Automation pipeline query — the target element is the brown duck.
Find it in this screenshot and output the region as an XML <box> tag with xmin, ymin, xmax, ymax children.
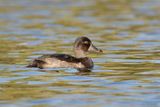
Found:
<box><xmin>27</xmin><ymin>36</ymin><xmax>102</xmax><ymax>69</ymax></box>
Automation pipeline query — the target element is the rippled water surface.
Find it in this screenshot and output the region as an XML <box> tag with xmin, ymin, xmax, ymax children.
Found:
<box><xmin>0</xmin><ymin>0</ymin><xmax>160</xmax><ymax>107</ymax></box>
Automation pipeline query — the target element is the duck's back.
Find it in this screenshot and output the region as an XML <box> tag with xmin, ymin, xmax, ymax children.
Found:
<box><xmin>40</xmin><ymin>54</ymin><xmax>80</xmax><ymax>63</ymax></box>
<box><xmin>27</xmin><ymin>54</ymin><xmax>90</xmax><ymax>69</ymax></box>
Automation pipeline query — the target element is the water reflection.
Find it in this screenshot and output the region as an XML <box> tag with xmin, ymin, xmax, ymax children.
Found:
<box><xmin>0</xmin><ymin>0</ymin><xmax>160</xmax><ymax>107</ymax></box>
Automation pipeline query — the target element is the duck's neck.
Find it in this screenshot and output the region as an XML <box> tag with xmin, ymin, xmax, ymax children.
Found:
<box><xmin>74</xmin><ymin>49</ymin><xmax>87</xmax><ymax>58</ymax></box>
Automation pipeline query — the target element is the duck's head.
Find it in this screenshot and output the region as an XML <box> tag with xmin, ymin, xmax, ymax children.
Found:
<box><xmin>74</xmin><ymin>36</ymin><xmax>102</xmax><ymax>57</ymax></box>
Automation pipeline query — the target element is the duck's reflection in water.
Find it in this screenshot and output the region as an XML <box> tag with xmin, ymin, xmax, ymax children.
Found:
<box><xmin>38</xmin><ymin>68</ymin><xmax>92</xmax><ymax>75</ymax></box>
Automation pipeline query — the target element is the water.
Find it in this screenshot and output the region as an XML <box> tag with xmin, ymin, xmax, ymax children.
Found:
<box><xmin>0</xmin><ymin>0</ymin><xmax>160</xmax><ymax>107</ymax></box>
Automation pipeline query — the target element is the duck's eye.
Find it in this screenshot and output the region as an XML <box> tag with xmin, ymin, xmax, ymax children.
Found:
<box><xmin>83</xmin><ymin>41</ymin><xmax>89</xmax><ymax>44</ymax></box>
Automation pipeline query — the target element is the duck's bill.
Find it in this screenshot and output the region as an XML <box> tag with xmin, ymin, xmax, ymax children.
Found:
<box><xmin>88</xmin><ymin>44</ymin><xmax>103</xmax><ymax>53</ymax></box>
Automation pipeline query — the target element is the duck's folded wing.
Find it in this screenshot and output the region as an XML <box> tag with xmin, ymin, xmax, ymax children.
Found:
<box><xmin>27</xmin><ymin>54</ymin><xmax>81</xmax><ymax>69</ymax></box>
<box><xmin>38</xmin><ymin>54</ymin><xmax>81</xmax><ymax>63</ymax></box>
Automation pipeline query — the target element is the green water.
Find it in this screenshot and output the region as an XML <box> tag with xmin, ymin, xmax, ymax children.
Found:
<box><xmin>0</xmin><ymin>0</ymin><xmax>160</xmax><ymax>107</ymax></box>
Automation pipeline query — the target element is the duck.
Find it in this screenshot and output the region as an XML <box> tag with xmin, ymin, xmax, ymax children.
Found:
<box><xmin>26</xmin><ymin>36</ymin><xmax>102</xmax><ymax>70</ymax></box>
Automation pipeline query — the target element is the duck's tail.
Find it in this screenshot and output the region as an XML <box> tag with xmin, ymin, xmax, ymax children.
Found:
<box><xmin>26</xmin><ymin>59</ymin><xmax>45</xmax><ymax>69</ymax></box>
<box><xmin>26</xmin><ymin>59</ymin><xmax>38</xmax><ymax>68</ymax></box>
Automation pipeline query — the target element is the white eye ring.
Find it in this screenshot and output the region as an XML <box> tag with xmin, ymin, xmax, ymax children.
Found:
<box><xmin>84</xmin><ymin>41</ymin><xmax>89</xmax><ymax>44</ymax></box>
